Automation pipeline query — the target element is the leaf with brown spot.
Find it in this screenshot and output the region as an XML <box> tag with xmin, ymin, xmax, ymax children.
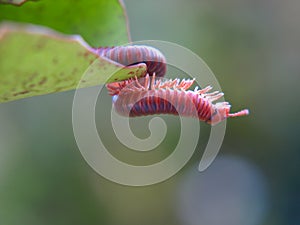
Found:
<box><xmin>0</xmin><ymin>23</ymin><xmax>147</xmax><ymax>103</ymax></box>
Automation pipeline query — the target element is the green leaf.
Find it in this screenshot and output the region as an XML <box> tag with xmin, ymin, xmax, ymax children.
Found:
<box><xmin>0</xmin><ymin>0</ymin><xmax>130</xmax><ymax>46</ymax></box>
<box><xmin>0</xmin><ymin>23</ymin><xmax>147</xmax><ymax>103</ymax></box>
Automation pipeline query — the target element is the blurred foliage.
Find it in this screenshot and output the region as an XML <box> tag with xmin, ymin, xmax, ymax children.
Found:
<box><xmin>0</xmin><ymin>0</ymin><xmax>299</xmax><ymax>225</ymax></box>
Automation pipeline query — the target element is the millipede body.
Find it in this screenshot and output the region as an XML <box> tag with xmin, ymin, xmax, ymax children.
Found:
<box><xmin>100</xmin><ymin>45</ymin><xmax>249</xmax><ymax>125</ymax></box>
<box><xmin>108</xmin><ymin>74</ymin><xmax>249</xmax><ymax>125</ymax></box>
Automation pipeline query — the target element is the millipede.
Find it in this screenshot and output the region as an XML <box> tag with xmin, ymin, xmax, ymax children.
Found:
<box><xmin>99</xmin><ymin>45</ymin><xmax>249</xmax><ymax>125</ymax></box>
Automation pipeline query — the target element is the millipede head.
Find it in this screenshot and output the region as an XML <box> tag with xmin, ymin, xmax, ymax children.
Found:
<box><xmin>207</xmin><ymin>103</ymin><xmax>250</xmax><ymax>125</ymax></box>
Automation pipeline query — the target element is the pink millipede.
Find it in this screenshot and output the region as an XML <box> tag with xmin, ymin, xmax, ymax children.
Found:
<box><xmin>108</xmin><ymin>74</ymin><xmax>249</xmax><ymax>125</ymax></box>
<box><xmin>100</xmin><ymin>45</ymin><xmax>249</xmax><ymax>125</ymax></box>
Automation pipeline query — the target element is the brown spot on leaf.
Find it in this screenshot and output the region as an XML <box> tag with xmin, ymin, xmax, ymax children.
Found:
<box><xmin>13</xmin><ymin>90</ymin><xmax>29</xmax><ymax>96</ymax></box>
<box><xmin>52</xmin><ymin>58</ymin><xmax>59</xmax><ymax>64</ymax></box>
<box><xmin>77</xmin><ymin>51</ymin><xmax>84</xmax><ymax>57</ymax></box>
<box><xmin>78</xmin><ymin>50</ymin><xmax>92</xmax><ymax>58</ymax></box>
<box><xmin>35</xmin><ymin>39</ymin><xmax>47</xmax><ymax>50</ymax></box>
<box><xmin>38</xmin><ymin>77</ymin><xmax>47</xmax><ymax>85</ymax></box>
<box><xmin>84</xmin><ymin>51</ymin><xmax>90</xmax><ymax>57</ymax></box>
<box><xmin>72</xmin><ymin>68</ymin><xmax>78</xmax><ymax>74</ymax></box>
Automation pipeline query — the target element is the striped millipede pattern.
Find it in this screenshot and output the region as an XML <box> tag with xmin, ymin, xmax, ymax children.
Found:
<box><xmin>99</xmin><ymin>45</ymin><xmax>249</xmax><ymax>125</ymax></box>
<box><xmin>97</xmin><ymin>45</ymin><xmax>166</xmax><ymax>77</ymax></box>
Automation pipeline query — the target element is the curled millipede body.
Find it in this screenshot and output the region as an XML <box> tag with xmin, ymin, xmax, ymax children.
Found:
<box><xmin>97</xmin><ymin>45</ymin><xmax>167</xmax><ymax>77</ymax></box>
<box><xmin>108</xmin><ymin>74</ymin><xmax>249</xmax><ymax>125</ymax></box>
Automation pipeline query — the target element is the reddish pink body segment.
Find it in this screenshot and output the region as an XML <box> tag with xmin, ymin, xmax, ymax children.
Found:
<box><xmin>108</xmin><ymin>75</ymin><xmax>249</xmax><ymax>125</ymax></box>
<box><xmin>97</xmin><ymin>45</ymin><xmax>167</xmax><ymax>78</ymax></box>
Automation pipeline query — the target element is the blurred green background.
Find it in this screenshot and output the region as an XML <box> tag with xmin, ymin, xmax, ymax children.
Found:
<box><xmin>0</xmin><ymin>0</ymin><xmax>299</xmax><ymax>225</ymax></box>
